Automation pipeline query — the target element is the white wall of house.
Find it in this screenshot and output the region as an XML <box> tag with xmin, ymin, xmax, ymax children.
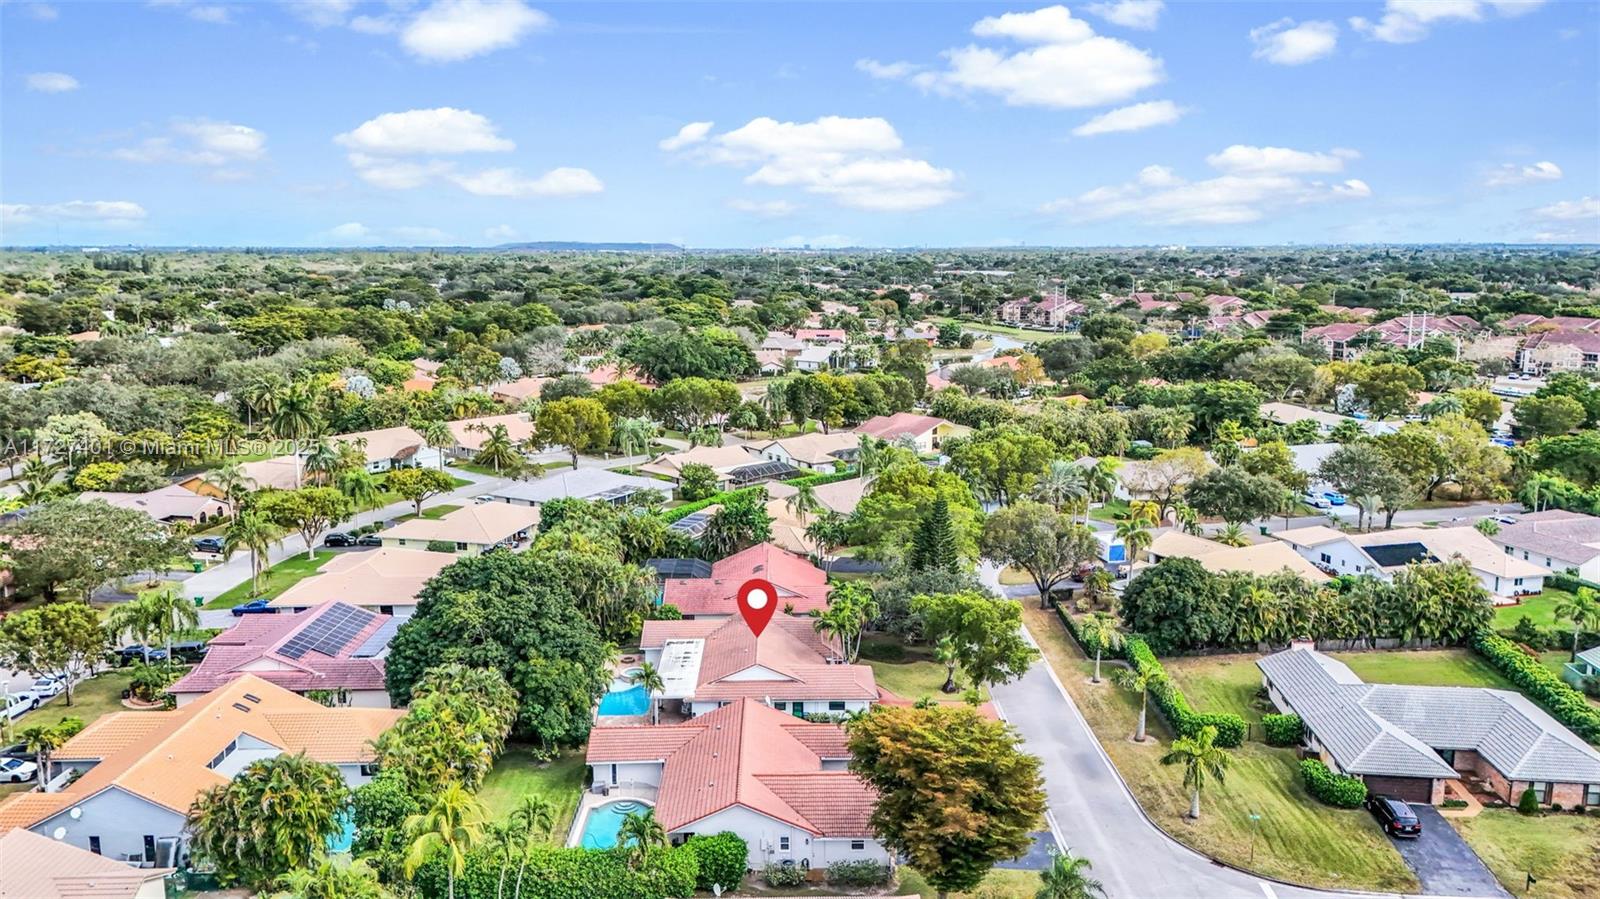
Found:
<box><xmin>1494</xmin><ymin>542</ymin><xmax>1600</xmax><ymax>582</ymax></box>
<box><xmin>685</xmin><ymin>698</ymin><xmax>870</xmax><ymax>717</ymax></box>
<box><xmin>676</xmin><ymin>806</ymin><xmax>889</xmax><ymax>871</ymax></box>
<box><xmin>29</xmin><ymin>787</ymin><xmax>187</xmax><ymax>863</ymax></box>
<box><xmin>1283</xmin><ymin>539</ymin><xmax>1373</xmax><ymax>576</ymax></box>
<box><xmin>589</xmin><ymin>760</ymin><xmax>663</xmax><ymax>790</ymax></box>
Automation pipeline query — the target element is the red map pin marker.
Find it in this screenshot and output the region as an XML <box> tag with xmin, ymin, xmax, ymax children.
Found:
<box><xmin>737</xmin><ymin>577</ymin><xmax>778</xmax><ymax>637</ymax></box>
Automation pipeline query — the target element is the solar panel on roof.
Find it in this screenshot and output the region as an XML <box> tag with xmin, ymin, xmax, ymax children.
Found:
<box><xmin>1365</xmin><ymin>542</ymin><xmax>1435</xmax><ymax>568</ymax></box>
<box><xmin>353</xmin><ymin>618</ymin><xmax>400</xmax><ymax>658</ymax></box>
<box><xmin>279</xmin><ymin>603</ymin><xmax>376</xmax><ymax>660</ymax></box>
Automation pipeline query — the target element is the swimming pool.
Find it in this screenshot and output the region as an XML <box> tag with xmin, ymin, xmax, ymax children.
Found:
<box><xmin>597</xmin><ymin>683</ymin><xmax>650</xmax><ymax>716</ymax></box>
<box><xmin>579</xmin><ymin>799</ymin><xmax>651</xmax><ymax>849</ymax></box>
<box><xmin>326</xmin><ymin>808</ymin><xmax>355</xmax><ymax>854</ymax></box>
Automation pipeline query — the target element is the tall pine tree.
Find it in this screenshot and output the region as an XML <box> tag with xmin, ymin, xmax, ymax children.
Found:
<box><xmin>910</xmin><ymin>497</ymin><xmax>961</xmax><ymax>572</ymax></box>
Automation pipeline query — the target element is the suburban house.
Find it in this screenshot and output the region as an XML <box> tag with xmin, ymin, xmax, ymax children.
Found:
<box><xmin>794</xmin><ymin>346</ymin><xmax>834</xmax><ymax>371</ymax></box>
<box><xmin>795</xmin><ymin>328</ymin><xmax>846</xmax><ymax>344</ymax></box>
<box><xmin>765</xmin><ymin>477</ymin><xmax>867</xmax><ymax>555</ymax></box>
<box><xmin>634</xmin><ymin>614</ymin><xmax>878</xmax><ymax>718</ymax></box>
<box><xmin>640</xmin><ymin>446</ymin><xmax>798</xmax><ymax>490</ymax></box>
<box><xmin>751</xmin><ymin>432</ymin><xmax>860</xmax><ymax>471</ymax></box>
<box><xmin>1143</xmin><ymin>531</ymin><xmax>1331</xmax><ymax>581</ymax></box>
<box><xmin>853</xmin><ymin>412</ymin><xmax>965</xmax><ymax>454</ymax></box>
<box><xmin>169</xmin><ymin>601</ymin><xmax>394</xmax><ymax>707</ymax></box>
<box><xmin>1489</xmin><ymin>510</ymin><xmax>1600</xmax><ymax>582</ymax></box>
<box><xmin>1564</xmin><ymin>644</ymin><xmax>1600</xmax><ymax>691</ymax></box>
<box><xmin>446</xmin><ymin>413</ymin><xmax>536</xmax><ymax>456</ymax></box>
<box><xmin>78</xmin><ymin>485</ymin><xmax>230</xmax><ymax>525</ymax></box>
<box><xmin>662</xmin><ymin>542</ymin><xmax>831</xmax><ymax>618</ymax></box>
<box><xmin>0</xmin><ymin>829</ymin><xmax>170</xmax><ymax>898</ymax></box>
<box><xmin>490</xmin><ymin>376</ymin><xmax>549</xmax><ymax>404</ymax></box>
<box><xmin>178</xmin><ymin>425</ymin><xmax>439</xmax><ymax>494</ymax></box>
<box><xmin>1304</xmin><ymin>323</ymin><xmax>1371</xmax><ymax>361</ymax></box>
<box><xmin>0</xmin><ymin>676</ymin><xmax>400</xmax><ymax>865</ymax></box>
<box><xmin>1259</xmin><ymin>402</ymin><xmax>1397</xmax><ymax>437</ymax></box>
<box><xmin>584</xmin><ymin>699</ymin><xmax>887</xmax><ymax>871</ymax></box>
<box><xmin>269</xmin><ymin>547</ymin><xmax>453</xmax><ymax>618</ymax></box>
<box><xmin>1516</xmin><ymin>328</ymin><xmax>1600</xmax><ymax>374</ymax></box>
<box><xmin>377</xmin><ymin>502</ymin><xmax>540</xmax><ymax>555</ymax></box>
<box><xmin>999</xmin><ymin>295</ymin><xmax>1084</xmax><ymax>329</ymax></box>
<box><xmin>1258</xmin><ymin>645</ymin><xmax>1600</xmax><ymax>807</ymax></box>
<box><xmin>480</xmin><ymin>468</ymin><xmax>665</xmax><ymax>508</ymax></box>
<box><xmin>1273</xmin><ymin>525</ymin><xmax>1546</xmax><ymax>602</ymax></box>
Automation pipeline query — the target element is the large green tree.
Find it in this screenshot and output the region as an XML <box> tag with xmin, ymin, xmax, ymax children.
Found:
<box><xmin>3</xmin><ymin>499</ymin><xmax>187</xmax><ymax>601</ymax></box>
<box><xmin>386</xmin><ymin>467</ymin><xmax>458</xmax><ymax>517</ymax></box>
<box><xmin>913</xmin><ymin>591</ymin><xmax>1038</xmax><ymax>689</ymax></box>
<box><xmin>373</xmin><ymin>664</ymin><xmax>518</xmax><ymax>796</ymax></box>
<box><xmin>536</xmin><ymin>397</ymin><xmax>613</xmax><ymax>466</ymax></box>
<box><xmin>188</xmin><ymin>753</ymin><xmax>350</xmax><ymax>890</ymax></box>
<box><xmin>981</xmin><ymin>501</ymin><xmax>1101</xmax><ymax>609</ymax></box>
<box><xmin>255</xmin><ymin>487</ymin><xmax>354</xmax><ymax>560</ymax></box>
<box><xmin>946</xmin><ymin>427</ymin><xmax>1053</xmax><ymax>505</ymax></box>
<box><xmin>0</xmin><ymin>603</ymin><xmax>104</xmax><ymax>705</ymax></box>
<box><xmin>1182</xmin><ymin>466</ymin><xmax>1288</xmax><ymax>526</ymax></box>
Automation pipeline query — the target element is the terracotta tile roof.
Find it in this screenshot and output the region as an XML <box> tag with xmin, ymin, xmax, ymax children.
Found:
<box><xmin>0</xmin><ymin>829</ymin><xmax>171</xmax><ymax>899</ymax></box>
<box><xmin>1306</xmin><ymin>322</ymin><xmax>1368</xmax><ymax>341</ymax></box>
<box><xmin>9</xmin><ymin>676</ymin><xmax>402</xmax><ymax>828</ymax></box>
<box><xmin>491</xmin><ymin>377</ymin><xmax>550</xmax><ymax>401</ymax></box>
<box><xmin>378</xmin><ymin>502</ymin><xmax>539</xmax><ymax>545</ymax></box>
<box><xmin>641</xmin><ymin>614</ymin><xmax>875</xmax><ymax>703</ymax></box>
<box><xmin>170</xmin><ymin>602</ymin><xmax>392</xmax><ymax>696</ymax></box>
<box><xmin>854</xmin><ymin>412</ymin><xmax>951</xmax><ymax>441</ymax></box>
<box><xmin>585</xmin><ymin>699</ymin><xmax>875</xmax><ymax>835</ymax></box>
<box><xmin>753</xmin><ymin>432</ymin><xmax>860</xmax><ymax>466</ymax></box>
<box><xmin>663</xmin><ymin>543</ymin><xmax>830</xmax><ymax>616</ymax></box>
<box><xmin>271</xmin><ymin>547</ymin><xmax>453</xmax><ymax>609</ymax></box>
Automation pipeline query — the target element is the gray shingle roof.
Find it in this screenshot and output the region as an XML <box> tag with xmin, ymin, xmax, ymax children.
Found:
<box><xmin>1258</xmin><ymin>648</ymin><xmax>1600</xmax><ymax>784</ymax></box>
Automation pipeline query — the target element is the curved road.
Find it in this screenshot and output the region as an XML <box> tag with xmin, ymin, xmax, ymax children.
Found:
<box><xmin>981</xmin><ymin>564</ymin><xmax>1399</xmax><ymax>899</ymax></box>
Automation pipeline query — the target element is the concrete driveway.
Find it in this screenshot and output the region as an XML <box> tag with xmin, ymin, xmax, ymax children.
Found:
<box><xmin>1388</xmin><ymin>806</ymin><xmax>1509</xmax><ymax>898</ymax></box>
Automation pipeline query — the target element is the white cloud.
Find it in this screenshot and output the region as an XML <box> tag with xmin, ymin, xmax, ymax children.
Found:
<box><xmin>344</xmin><ymin>154</ymin><xmax>455</xmax><ymax>189</ymax></box>
<box><xmin>1527</xmin><ymin>196</ymin><xmax>1599</xmax><ymax>242</ymax></box>
<box><xmin>25</xmin><ymin>72</ymin><xmax>79</xmax><ymax>93</ymax></box>
<box><xmin>450</xmin><ymin>166</ymin><xmax>603</xmax><ymax>197</ymax></box>
<box><xmin>400</xmin><ymin>0</ymin><xmax>550</xmax><ymax>62</ymax></box>
<box><xmin>1250</xmin><ymin>19</ymin><xmax>1339</xmax><ymax>64</ymax></box>
<box><xmin>325</xmin><ymin>222</ymin><xmax>371</xmax><ymax>240</ymax></box>
<box><xmin>874</xmin><ymin>5</ymin><xmax>1162</xmax><ymax>109</ymax></box>
<box><xmin>23</xmin><ymin>4</ymin><xmax>59</xmax><ymax>21</ymax></box>
<box><xmin>2</xmin><ymin>200</ymin><xmax>148</xmax><ymax>232</ymax></box>
<box><xmin>1084</xmin><ymin>0</ymin><xmax>1164</xmax><ymax>30</ymax></box>
<box><xmin>1041</xmin><ymin>145</ymin><xmax>1371</xmax><ymax>226</ymax></box>
<box><xmin>109</xmin><ymin>119</ymin><xmax>266</xmax><ymax>167</ymax></box>
<box><xmin>673</xmin><ymin>116</ymin><xmax>959</xmax><ymax>212</ymax></box>
<box><xmin>1532</xmin><ymin>196</ymin><xmax>1599</xmax><ymax>222</ymax></box>
<box><xmin>149</xmin><ymin>1</ymin><xmax>233</xmax><ymax>24</ymax></box>
<box><xmin>1484</xmin><ymin>160</ymin><xmax>1562</xmax><ymax>187</ymax></box>
<box><xmin>335</xmin><ymin>107</ymin><xmax>514</xmax><ymax>155</ymax></box>
<box><xmin>658</xmin><ymin>121</ymin><xmax>713</xmax><ymax>151</ymax></box>
<box><xmin>1071</xmin><ymin>99</ymin><xmax>1184</xmax><ymax>136</ymax></box>
<box><xmin>1351</xmin><ymin>0</ymin><xmax>1545</xmax><ymax>44</ymax></box>
<box><xmin>484</xmin><ymin>224</ymin><xmax>518</xmax><ymax>240</ymax></box>
<box><xmin>1205</xmin><ymin>144</ymin><xmax>1358</xmax><ymax>175</ymax></box>
<box><xmin>727</xmin><ymin>198</ymin><xmax>800</xmax><ymax>218</ymax></box>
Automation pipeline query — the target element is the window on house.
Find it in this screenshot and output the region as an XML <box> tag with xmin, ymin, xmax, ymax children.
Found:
<box><xmin>1585</xmin><ymin>784</ymin><xmax>1598</xmax><ymax>807</ymax></box>
<box><xmin>360</xmin><ymin>763</ymin><xmax>380</xmax><ymax>777</ymax></box>
<box><xmin>1531</xmin><ymin>781</ymin><xmax>1551</xmax><ymax>802</ymax></box>
<box><xmin>828</xmin><ymin>701</ymin><xmax>846</xmax><ymax>711</ymax></box>
<box><xmin>850</xmin><ymin>840</ymin><xmax>865</xmax><ymax>850</ymax></box>
<box><xmin>88</xmin><ymin>836</ymin><xmax>101</xmax><ymax>855</ymax></box>
<box><xmin>1319</xmin><ymin>553</ymin><xmax>1331</xmax><ymax>564</ymax></box>
<box><xmin>773</xmin><ymin>702</ymin><xmax>787</xmax><ymax>711</ymax></box>
<box><xmin>779</xmin><ymin>836</ymin><xmax>790</xmax><ymax>851</ymax></box>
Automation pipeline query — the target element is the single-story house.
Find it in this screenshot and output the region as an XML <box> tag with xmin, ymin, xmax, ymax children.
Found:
<box><xmin>0</xmin><ymin>828</ymin><xmax>171</xmax><ymax>898</ymax></box>
<box><xmin>446</xmin><ymin>413</ymin><xmax>536</xmax><ymax>456</ymax></box>
<box><xmin>1273</xmin><ymin>525</ymin><xmax>1545</xmax><ymax>602</ymax></box>
<box><xmin>170</xmin><ymin>601</ymin><xmax>394</xmax><ymax>707</ymax></box>
<box><xmin>635</xmin><ymin>614</ymin><xmax>877</xmax><ymax>719</ymax></box>
<box><xmin>639</xmin><ymin>446</ymin><xmax>759</xmax><ymax>487</ymax></box>
<box><xmin>853</xmin><ymin>412</ymin><xmax>966</xmax><ymax>454</ymax></box>
<box><xmin>1490</xmin><ymin>510</ymin><xmax>1600</xmax><ymax>582</ymax></box>
<box><xmin>490</xmin><ymin>377</ymin><xmax>550</xmax><ymax>404</ymax></box>
<box><xmin>584</xmin><ymin>699</ymin><xmax>887</xmax><ymax>871</ymax></box>
<box><xmin>78</xmin><ymin>485</ymin><xmax>230</xmax><ymax>525</ymax></box>
<box><xmin>1259</xmin><ymin>402</ymin><xmax>1396</xmax><ymax>437</ymax></box>
<box><xmin>794</xmin><ymin>346</ymin><xmax>834</xmax><ymax>371</ymax></box>
<box><xmin>751</xmin><ymin>432</ymin><xmax>860</xmax><ymax>471</ymax></box>
<box><xmin>0</xmin><ymin>676</ymin><xmax>399</xmax><ymax>865</ymax></box>
<box><xmin>663</xmin><ymin>542</ymin><xmax>830</xmax><ymax>618</ymax></box>
<box><xmin>269</xmin><ymin>547</ymin><xmax>453</xmax><ymax>619</ymax></box>
<box><xmin>1143</xmin><ymin>531</ymin><xmax>1331</xmax><ymax>581</ymax></box>
<box><xmin>479</xmin><ymin>468</ymin><xmax>665</xmax><ymax>508</ymax></box>
<box><xmin>179</xmin><ymin>425</ymin><xmax>440</xmax><ymax>494</ymax></box>
<box><xmin>1259</xmin><ymin>645</ymin><xmax>1600</xmax><ymax>807</ymax></box>
<box><xmin>765</xmin><ymin>478</ymin><xmax>867</xmax><ymax>555</ymax></box>
<box><xmin>377</xmin><ymin>502</ymin><xmax>540</xmax><ymax>555</ymax></box>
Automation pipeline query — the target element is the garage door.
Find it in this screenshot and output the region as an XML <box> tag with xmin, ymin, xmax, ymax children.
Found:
<box><xmin>1363</xmin><ymin>775</ymin><xmax>1434</xmax><ymax>804</ymax></box>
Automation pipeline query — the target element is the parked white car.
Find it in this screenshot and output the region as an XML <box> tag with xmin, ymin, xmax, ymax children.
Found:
<box><xmin>0</xmin><ymin>757</ymin><xmax>37</xmax><ymax>783</ymax></box>
<box><xmin>27</xmin><ymin>676</ymin><xmax>66</xmax><ymax>701</ymax></box>
<box><xmin>1</xmin><ymin>692</ymin><xmax>39</xmax><ymax>721</ymax></box>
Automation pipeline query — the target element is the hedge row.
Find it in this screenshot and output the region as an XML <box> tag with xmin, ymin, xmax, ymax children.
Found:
<box><xmin>1548</xmin><ymin>572</ymin><xmax>1600</xmax><ymax>594</ymax></box>
<box><xmin>1056</xmin><ymin>607</ymin><xmax>1246</xmax><ymax>748</ymax></box>
<box><xmin>1472</xmin><ymin>631</ymin><xmax>1600</xmax><ymax>744</ymax></box>
<box><xmin>660</xmin><ymin>485</ymin><xmax>768</xmax><ymax>524</ymax></box>
<box><xmin>1300</xmin><ymin>759</ymin><xmax>1367</xmax><ymax>808</ymax></box>
<box><xmin>413</xmin><ymin>844</ymin><xmax>697</xmax><ymax>899</ymax></box>
<box><xmin>1262</xmin><ymin>713</ymin><xmax>1304</xmax><ymax>747</ymax></box>
<box><xmin>784</xmin><ymin>466</ymin><xmax>860</xmax><ymax>489</ymax></box>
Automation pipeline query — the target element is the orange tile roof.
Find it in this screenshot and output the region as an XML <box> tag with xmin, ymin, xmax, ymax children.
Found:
<box><xmin>641</xmin><ymin>615</ymin><xmax>877</xmax><ymax>703</ymax></box>
<box><xmin>663</xmin><ymin>543</ymin><xmax>830</xmax><ymax>617</ymax></box>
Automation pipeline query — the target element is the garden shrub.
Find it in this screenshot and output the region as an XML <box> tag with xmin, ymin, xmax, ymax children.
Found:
<box><xmin>683</xmin><ymin>833</ymin><xmax>747</xmax><ymax>891</ymax></box>
<box><xmin>1548</xmin><ymin>572</ymin><xmax>1600</xmax><ymax>594</ymax></box>
<box><xmin>827</xmin><ymin>860</ymin><xmax>892</xmax><ymax>886</ymax></box>
<box><xmin>1262</xmin><ymin>713</ymin><xmax>1304</xmax><ymax>747</ymax></box>
<box><xmin>1300</xmin><ymin>759</ymin><xmax>1367</xmax><ymax>808</ymax></box>
<box><xmin>660</xmin><ymin>486</ymin><xmax>767</xmax><ymax>524</ymax></box>
<box><xmin>1441</xmin><ymin>799</ymin><xmax>1469</xmax><ymax>809</ymax></box>
<box><xmin>784</xmin><ymin>467</ymin><xmax>859</xmax><ymax>489</ymax></box>
<box><xmin>1472</xmin><ymin>631</ymin><xmax>1600</xmax><ymax>743</ymax></box>
<box><xmin>425</xmin><ymin>539</ymin><xmax>457</xmax><ymax>553</ymax></box>
<box><xmin>1518</xmin><ymin>787</ymin><xmax>1540</xmax><ymax>815</ymax></box>
<box><xmin>762</xmin><ymin>863</ymin><xmax>806</xmax><ymax>887</ymax></box>
<box><xmin>412</xmin><ymin>844</ymin><xmax>698</xmax><ymax>899</ymax></box>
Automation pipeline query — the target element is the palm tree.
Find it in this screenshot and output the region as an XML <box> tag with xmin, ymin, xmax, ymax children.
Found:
<box><xmin>934</xmin><ymin>635</ymin><xmax>961</xmax><ymax>694</ymax></box>
<box><xmin>483</xmin><ymin>822</ymin><xmax>516</xmax><ymax>899</ymax></box>
<box><xmin>104</xmin><ymin>598</ymin><xmax>159</xmax><ymax>664</ymax></box>
<box><xmin>1114</xmin><ymin>518</ymin><xmax>1154</xmax><ymax>571</ymax></box>
<box><xmin>337</xmin><ymin>468</ymin><xmax>383</xmax><ymax>512</ymax></box>
<box><xmin>616</xmin><ymin>807</ymin><xmax>667</xmax><ymax>869</ymax></box>
<box><xmin>224</xmin><ymin>512</ymin><xmax>283</xmax><ymax>597</ymax></box>
<box><xmin>147</xmin><ymin>588</ymin><xmax>199</xmax><ymax>664</ymax></box>
<box><xmin>303</xmin><ymin>439</ymin><xmax>342</xmax><ymax>486</ymax></box>
<box><xmin>473</xmin><ymin>424</ymin><xmax>521</xmax><ymax>475</ymax></box>
<box><xmin>205</xmin><ymin>462</ymin><xmax>257</xmax><ymax>509</ymax></box>
<box><xmin>510</xmin><ymin>796</ymin><xmax>554</xmax><ymax>898</ymax></box>
<box><xmin>615</xmin><ymin>416</ymin><xmax>657</xmax><ymax>458</ymax></box>
<box><xmin>19</xmin><ymin>724</ymin><xmax>67</xmax><ymax>788</ymax></box>
<box><xmin>856</xmin><ymin>435</ymin><xmax>888</xmax><ymax>486</ymax></box>
<box><xmin>1554</xmin><ymin>587</ymin><xmax>1600</xmax><ymax>662</ymax></box>
<box><xmin>17</xmin><ymin>455</ymin><xmax>63</xmax><ymax>505</ymax></box>
<box><xmin>271</xmin><ymin>855</ymin><xmax>391</xmax><ymax>899</ymax></box>
<box><xmin>1473</xmin><ymin>518</ymin><xmax>1500</xmax><ymax>537</ymax></box>
<box><xmin>1173</xmin><ymin>503</ymin><xmax>1202</xmax><ymax>536</ymax></box>
<box><xmin>1085</xmin><ymin>458</ymin><xmax>1120</xmax><ymax>507</ymax></box>
<box><xmin>1214</xmin><ymin>523</ymin><xmax>1250</xmax><ymax>547</ymax></box>
<box><xmin>1036</xmin><ymin>847</ymin><xmax>1106</xmax><ymax>899</ymax></box>
<box><xmin>420</xmin><ymin>419</ymin><xmax>454</xmax><ymax>470</ymax></box>
<box><xmin>628</xmin><ymin>662</ymin><xmax>667</xmax><ymax>725</ymax></box>
<box><xmin>240</xmin><ymin>374</ymin><xmax>287</xmax><ymax>432</ymax></box>
<box><xmin>1160</xmin><ymin>725</ymin><xmax>1232</xmax><ymax>820</ymax></box>
<box><xmin>1080</xmin><ymin>612</ymin><xmax>1123</xmax><ymax>684</ymax></box>
<box><xmin>1112</xmin><ymin>666</ymin><xmax>1163</xmax><ymax>743</ymax></box>
<box><xmin>804</xmin><ymin>513</ymin><xmax>848</xmax><ymax>575</ymax></box>
<box><xmin>268</xmin><ymin>382</ymin><xmax>322</xmax><ymax>485</ymax></box>
<box><xmin>785</xmin><ymin>482</ymin><xmax>822</xmax><ymax>523</ymax></box>
<box><xmin>1034</xmin><ymin>460</ymin><xmax>1090</xmax><ymax>519</ymax></box>
<box><xmin>403</xmin><ymin>781</ymin><xmax>484</xmax><ymax>899</ymax></box>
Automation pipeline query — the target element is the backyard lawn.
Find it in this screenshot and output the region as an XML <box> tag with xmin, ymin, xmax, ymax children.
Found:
<box><xmin>1328</xmin><ymin>648</ymin><xmax>1516</xmax><ymax>689</ymax></box>
<box><xmin>392</xmin><ymin>503</ymin><xmax>462</xmax><ymax>523</ymax></box>
<box><xmin>1024</xmin><ymin>605</ymin><xmax>1419</xmax><ymax>893</ymax></box>
<box><xmin>1453</xmin><ymin>810</ymin><xmax>1600</xmax><ymax>899</ymax></box>
<box><xmin>203</xmin><ymin>551</ymin><xmax>337</xmax><ymax>609</ymax></box>
<box><xmin>1492</xmin><ymin>587</ymin><xmax>1576</xmax><ymax>631</ymax></box>
<box><xmin>478</xmin><ymin>746</ymin><xmax>587</xmax><ymax>845</ymax></box>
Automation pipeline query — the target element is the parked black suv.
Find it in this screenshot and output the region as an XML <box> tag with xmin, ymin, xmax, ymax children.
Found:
<box><xmin>0</xmin><ymin>742</ymin><xmax>30</xmax><ymax>760</ymax></box>
<box><xmin>356</xmin><ymin>534</ymin><xmax>383</xmax><ymax>547</ymax></box>
<box><xmin>323</xmin><ymin>532</ymin><xmax>357</xmax><ymax>547</ymax></box>
<box><xmin>169</xmin><ymin>641</ymin><xmax>209</xmax><ymax>663</ymax></box>
<box><xmin>1366</xmin><ymin>795</ymin><xmax>1422</xmax><ymax>838</ymax></box>
<box><xmin>192</xmin><ymin>536</ymin><xmax>225</xmax><ymax>554</ymax></box>
<box><xmin>113</xmin><ymin>645</ymin><xmax>170</xmax><ymax>666</ymax></box>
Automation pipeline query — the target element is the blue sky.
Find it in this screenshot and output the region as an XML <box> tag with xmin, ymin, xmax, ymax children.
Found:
<box><xmin>3</xmin><ymin>0</ymin><xmax>1597</xmax><ymax>247</ymax></box>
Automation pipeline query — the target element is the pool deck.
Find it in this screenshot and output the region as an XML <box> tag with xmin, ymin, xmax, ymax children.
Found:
<box><xmin>565</xmin><ymin>783</ymin><xmax>659</xmax><ymax>848</ymax></box>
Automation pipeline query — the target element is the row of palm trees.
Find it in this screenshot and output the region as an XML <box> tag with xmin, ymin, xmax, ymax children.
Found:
<box><xmin>401</xmin><ymin>783</ymin><xmax>557</xmax><ymax>899</ymax></box>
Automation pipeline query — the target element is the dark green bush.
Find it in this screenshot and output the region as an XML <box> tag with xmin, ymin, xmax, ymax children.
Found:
<box><xmin>660</xmin><ymin>486</ymin><xmax>767</xmax><ymax>524</ymax></box>
<box><xmin>683</xmin><ymin>833</ymin><xmax>747</xmax><ymax>891</ymax></box>
<box><xmin>1473</xmin><ymin>631</ymin><xmax>1600</xmax><ymax>743</ymax></box>
<box><xmin>412</xmin><ymin>844</ymin><xmax>698</xmax><ymax>899</ymax></box>
<box><xmin>1300</xmin><ymin>759</ymin><xmax>1367</xmax><ymax>808</ymax></box>
<box><xmin>1126</xmin><ymin>638</ymin><xmax>1247</xmax><ymax>748</ymax></box>
<box><xmin>425</xmin><ymin>539</ymin><xmax>457</xmax><ymax>553</ymax></box>
<box><xmin>1262</xmin><ymin>713</ymin><xmax>1304</xmax><ymax>747</ymax></box>
<box><xmin>784</xmin><ymin>467</ymin><xmax>858</xmax><ymax>489</ymax></box>
<box><xmin>762</xmin><ymin>863</ymin><xmax>806</xmax><ymax>887</ymax></box>
<box><xmin>1519</xmin><ymin>787</ymin><xmax>1540</xmax><ymax>815</ymax></box>
<box><xmin>827</xmin><ymin>860</ymin><xmax>891</xmax><ymax>886</ymax></box>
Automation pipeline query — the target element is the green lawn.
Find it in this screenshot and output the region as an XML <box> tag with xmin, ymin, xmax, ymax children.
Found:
<box><xmin>1493</xmin><ymin>587</ymin><xmax>1576</xmax><ymax>631</ymax></box>
<box><xmin>17</xmin><ymin>669</ymin><xmax>145</xmax><ymax>732</ymax></box>
<box><xmin>1089</xmin><ymin>498</ymin><xmax>1133</xmax><ymax>522</ymax></box>
<box><xmin>1453</xmin><ymin>810</ymin><xmax>1600</xmax><ymax>899</ymax></box>
<box><xmin>478</xmin><ymin>747</ymin><xmax>587</xmax><ymax>844</ymax></box>
<box><xmin>1329</xmin><ymin>648</ymin><xmax>1517</xmax><ymax>689</ymax></box>
<box><xmin>202</xmin><ymin>551</ymin><xmax>337</xmax><ymax>609</ymax></box>
<box><xmin>392</xmin><ymin>503</ymin><xmax>462</xmax><ymax>523</ymax></box>
<box><xmin>865</xmin><ymin>658</ymin><xmax>988</xmax><ymax>702</ymax></box>
<box><xmin>1022</xmin><ymin>605</ymin><xmax>1419</xmax><ymax>893</ymax></box>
